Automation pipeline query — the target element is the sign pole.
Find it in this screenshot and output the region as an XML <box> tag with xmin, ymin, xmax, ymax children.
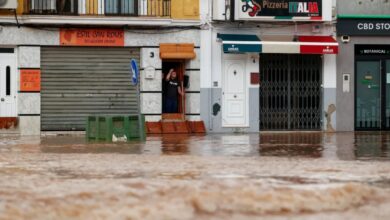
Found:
<box><xmin>137</xmin><ymin>78</ymin><xmax>144</xmax><ymax>141</ymax></box>
<box><xmin>131</xmin><ymin>59</ymin><xmax>145</xmax><ymax>142</ymax></box>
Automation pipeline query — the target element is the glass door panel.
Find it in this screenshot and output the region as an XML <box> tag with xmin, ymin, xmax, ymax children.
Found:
<box><xmin>356</xmin><ymin>61</ymin><xmax>381</xmax><ymax>129</ymax></box>
<box><xmin>386</xmin><ymin>60</ymin><xmax>390</xmax><ymax>128</ymax></box>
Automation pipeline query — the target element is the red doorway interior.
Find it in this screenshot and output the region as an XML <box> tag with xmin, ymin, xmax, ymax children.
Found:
<box><xmin>162</xmin><ymin>60</ymin><xmax>186</xmax><ymax>118</ymax></box>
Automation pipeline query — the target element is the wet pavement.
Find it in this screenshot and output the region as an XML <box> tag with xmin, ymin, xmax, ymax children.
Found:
<box><xmin>0</xmin><ymin>132</ymin><xmax>390</xmax><ymax>219</ymax></box>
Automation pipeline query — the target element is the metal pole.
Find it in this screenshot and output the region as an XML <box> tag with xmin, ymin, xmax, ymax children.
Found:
<box><xmin>137</xmin><ymin>75</ymin><xmax>144</xmax><ymax>141</ymax></box>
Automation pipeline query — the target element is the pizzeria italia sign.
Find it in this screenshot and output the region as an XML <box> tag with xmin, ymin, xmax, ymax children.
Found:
<box><xmin>237</xmin><ymin>0</ymin><xmax>323</xmax><ymax>20</ymax></box>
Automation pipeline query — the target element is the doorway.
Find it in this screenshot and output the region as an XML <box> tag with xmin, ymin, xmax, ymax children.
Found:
<box><xmin>259</xmin><ymin>54</ymin><xmax>322</xmax><ymax>130</ymax></box>
<box><xmin>162</xmin><ymin>60</ymin><xmax>186</xmax><ymax>115</ymax></box>
<box><xmin>355</xmin><ymin>59</ymin><xmax>390</xmax><ymax>130</ymax></box>
<box><xmin>0</xmin><ymin>51</ymin><xmax>17</xmax><ymax>117</ymax></box>
<box><xmin>222</xmin><ymin>58</ymin><xmax>248</xmax><ymax>127</ymax></box>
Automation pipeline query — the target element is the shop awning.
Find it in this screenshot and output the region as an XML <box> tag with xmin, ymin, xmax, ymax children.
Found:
<box><xmin>159</xmin><ymin>43</ymin><xmax>196</xmax><ymax>59</ymax></box>
<box><xmin>217</xmin><ymin>33</ymin><xmax>262</xmax><ymax>53</ymax></box>
<box><xmin>260</xmin><ymin>35</ymin><xmax>339</xmax><ymax>54</ymax></box>
<box><xmin>218</xmin><ymin>34</ymin><xmax>339</xmax><ymax>54</ymax></box>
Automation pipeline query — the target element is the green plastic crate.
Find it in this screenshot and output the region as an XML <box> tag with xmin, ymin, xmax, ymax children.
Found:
<box><xmin>86</xmin><ymin>116</ymin><xmax>98</xmax><ymax>141</ymax></box>
<box><xmin>111</xmin><ymin>116</ymin><xmax>130</xmax><ymax>140</ymax></box>
<box><xmin>98</xmin><ymin>116</ymin><xmax>111</xmax><ymax>141</ymax></box>
<box><xmin>128</xmin><ymin>115</ymin><xmax>146</xmax><ymax>141</ymax></box>
<box><xmin>86</xmin><ymin>114</ymin><xmax>146</xmax><ymax>142</ymax></box>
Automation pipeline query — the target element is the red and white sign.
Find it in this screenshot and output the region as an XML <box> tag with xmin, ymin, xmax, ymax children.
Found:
<box><xmin>298</xmin><ymin>36</ymin><xmax>339</xmax><ymax>54</ymax></box>
<box><xmin>20</xmin><ymin>69</ymin><xmax>41</xmax><ymax>92</ymax></box>
<box><xmin>60</xmin><ymin>29</ymin><xmax>125</xmax><ymax>47</ymax></box>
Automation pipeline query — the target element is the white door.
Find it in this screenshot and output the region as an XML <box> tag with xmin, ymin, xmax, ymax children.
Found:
<box><xmin>222</xmin><ymin>59</ymin><xmax>248</xmax><ymax>127</ymax></box>
<box><xmin>0</xmin><ymin>53</ymin><xmax>17</xmax><ymax>117</ymax></box>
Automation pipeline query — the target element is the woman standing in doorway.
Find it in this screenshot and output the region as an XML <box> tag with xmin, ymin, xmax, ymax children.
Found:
<box><xmin>164</xmin><ymin>69</ymin><xmax>184</xmax><ymax>113</ymax></box>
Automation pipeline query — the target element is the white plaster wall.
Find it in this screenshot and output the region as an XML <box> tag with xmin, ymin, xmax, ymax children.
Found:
<box><xmin>246</xmin><ymin>54</ymin><xmax>260</xmax><ymax>89</ymax></box>
<box><xmin>125</xmin><ymin>29</ymin><xmax>201</xmax><ymax>47</ymax></box>
<box><xmin>323</xmin><ymin>55</ymin><xmax>337</xmax><ymax>89</ymax></box>
<box><xmin>141</xmin><ymin>70</ymin><xmax>162</xmax><ymax>91</ymax></box>
<box><xmin>200</xmin><ymin>29</ymin><xmax>212</xmax><ymax>88</ymax></box>
<box><xmin>141</xmin><ymin>93</ymin><xmax>162</xmax><ymax>114</ymax></box>
<box><xmin>186</xmin><ymin>71</ymin><xmax>200</xmax><ymax>92</ymax></box>
<box><xmin>18</xmin><ymin>47</ymin><xmax>40</xmax><ymax>68</ymax></box>
<box><xmin>145</xmin><ymin>115</ymin><xmax>162</xmax><ymax>122</ymax></box>
<box><xmin>211</xmin><ymin>31</ymin><xmax>223</xmax><ymax>88</ymax></box>
<box><xmin>18</xmin><ymin>93</ymin><xmax>41</xmax><ymax>115</ymax></box>
<box><xmin>186</xmin><ymin>48</ymin><xmax>201</xmax><ymax>69</ymax></box>
<box><xmin>19</xmin><ymin>116</ymin><xmax>41</xmax><ymax>136</ymax></box>
<box><xmin>140</xmin><ymin>48</ymin><xmax>161</xmax><ymax>69</ymax></box>
<box><xmin>0</xmin><ymin>27</ymin><xmax>58</xmax><ymax>45</ymax></box>
<box><xmin>186</xmin><ymin>93</ymin><xmax>200</xmax><ymax>114</ymax></box>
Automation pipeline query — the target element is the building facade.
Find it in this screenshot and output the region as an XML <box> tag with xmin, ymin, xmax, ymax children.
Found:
<box><xmin>200</xmin><ymin>0</ymin><xmax>338</xmax><ymax>133</ymax></box>
<box><xmin>336</xmin><ymin>0</ymin><xmax>390</xmax><ymax>131</ymax></box>
<box><xmin>0</xmin><ymin>0</ymin><xmax>202</xmax><ymax>135</ymax></box>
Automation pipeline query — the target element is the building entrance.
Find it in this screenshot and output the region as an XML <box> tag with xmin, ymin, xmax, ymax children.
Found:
<box><xmin>260</xmin><ymin>54</ymin><xmax>322</xmax><ymax>130</ymax></box>
<box><xmin>355</xmin><ymin>45</ymin><xmax>390</xmax><ymax>130</ymax></box>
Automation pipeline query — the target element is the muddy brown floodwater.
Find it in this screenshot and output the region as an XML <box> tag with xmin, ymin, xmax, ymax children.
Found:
<box><xmin>0</xmin><ymin>132</ymin><xmax>390</xmax><ymax>220</ymax></box>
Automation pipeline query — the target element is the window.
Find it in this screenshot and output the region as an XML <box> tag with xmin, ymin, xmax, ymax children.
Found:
<box><xmin>6</xmin><ymin>66</ymin><xmax>11</xmax><ymax>96</ymax></box>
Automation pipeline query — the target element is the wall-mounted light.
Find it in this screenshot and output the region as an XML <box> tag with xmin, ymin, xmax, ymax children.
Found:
<box><xmin>250</xmin><ymin>54</ymin><xmax>258</xmax><ymax>63</ymax></box>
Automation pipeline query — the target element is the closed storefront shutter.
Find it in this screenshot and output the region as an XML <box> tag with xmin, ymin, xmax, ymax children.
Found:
<box><xmin>41</xmin><ymin>47</ymin><xmax>140</xmax><ymax>131</ymax></box>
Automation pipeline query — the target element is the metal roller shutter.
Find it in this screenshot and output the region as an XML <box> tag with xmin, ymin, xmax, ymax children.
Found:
<box><xmin>41</xmin><ymin>47</ymin><xmax>140</xmax><ymax>131</ymax></box>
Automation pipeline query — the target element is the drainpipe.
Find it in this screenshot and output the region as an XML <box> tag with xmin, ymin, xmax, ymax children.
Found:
<box><xmin>209</xmin><ymin>29</ymin><xmax>214</xmax><ymax>131</ymax></box>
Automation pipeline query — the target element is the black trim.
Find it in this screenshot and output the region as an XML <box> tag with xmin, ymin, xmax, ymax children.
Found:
<box><xmin>140</xmin><ymin>91</ymin><xmax>162</xmax><ymax>93</ymax></box>
<box><xmin>140</xmin><ymin>91</ymin><xmax>200</xmax><ymax>94</ymax></box>
<box><xmin>18</xmin><ymin>67</ymin><xmax>41</xmax><ymax>70</ymax></box>
<box><xmin>141</xmin><ymin>46</ymin><xmax>200</xmax><ymax>49</ymax></box>
<box><xmin>139</xmin><ymin>68</ymin><xmax>162</xmax><ymax>71</ymax></box>
<box><xmin>16</xmin><ymin>45</ymin><xmax>41</xmax><ymax>47</ymax></box>
<box><xmin>18</xmin><ymin>114</ymin><xmax>40</xmax><ymax>117</ymax></box>
<box><xmin>142</xmin><ymin>46</ymin><xmax>160</xmax><ymax>49</ymax></box>
<box><xmin>185</xmin><ymin>69</ymin><xmax>200</xmax><ymax>71</ymax></box>
<box><xmin>18</xmin><ymin>91</ymin><xmax>41</xmax><ymax>93</ymax></box>
<box><xmin>0</xmin><ymin>48</ymin><xmax>14</xmax><ymax>53</ymax></box>
<box><xmin>143</xmin><ymin>113</ymin><xmax>201</xmax><ymax>116</ymax></box>
<box><xmin>14</xmin><ymin>45</ymin><xmax>200</xmax><ymax>49</ymax></box>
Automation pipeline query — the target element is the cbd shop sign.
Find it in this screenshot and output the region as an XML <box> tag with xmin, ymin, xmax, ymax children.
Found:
<box><xmin>337</xmin><ymin>19</ymin><xmax>390</xmax><ymax>36</ymax></box>
<box><xmin>237</xmin><ymin>0</ymin><xmax>322</xmax><ymax>20</ymax></box>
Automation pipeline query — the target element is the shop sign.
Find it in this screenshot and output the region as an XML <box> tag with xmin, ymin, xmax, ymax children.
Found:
<box><xmin>301</xmin><ymin>45</ymin><xmax>338</xmax><ymax>54</ymax></box>
<box><xmin>355</xmin><ymin>45</ymin><xmax>390</xmax><ymax>56</ymax></box>
<box><xmin>338</xmin><ymin>19</ymin><xmax>390</xmax><ymax>36</ymax></box>
<box><xmin>60</xmin><ymin>29</ymin><xmax>125</xmax><ymax>47</ymax></box>
<box><xmin>20</xmin><ymin>69</ymin><xmax>41</xmax><ymax>92</ymax></box>
<box><xmin>237</xmin><ymin>0</ymin><xmax>322</xmax><ymax>20</ymax></box>
<box><xmin>223</xmin><ymin>43</ymin><xmax>262</xmax><ymax>53</ymax></box>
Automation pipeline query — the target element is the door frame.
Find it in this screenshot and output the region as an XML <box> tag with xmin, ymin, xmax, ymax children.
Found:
<box><xmin>0</xmin><ymin>49</ymin><xmax>18</xmax><ymax>118</ymax></box>
<box><xmin>161</xmin><ymin>59</ymin><xmax>186</xmax><ymax>118</ymax></box>
<box><xmin>354</xmin><ymin>56</ymin><xmax>390</xmax><ymax>131</ymax></box>
<box><xmin>221</xmin><ymin>54</ymin><xmax>249</xmax><ymax>127</ymax></box>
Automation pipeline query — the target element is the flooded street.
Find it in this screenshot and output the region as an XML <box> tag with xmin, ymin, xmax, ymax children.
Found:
<box><xmin>1</xmin><ymin>132</ymin><xmax>390</xmax><ymax>220</ymax></box>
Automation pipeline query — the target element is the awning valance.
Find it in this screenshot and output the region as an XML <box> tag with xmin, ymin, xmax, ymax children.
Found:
<box><xmin>218</xmin><ymin>34</ymin><xmax>339</xmax><ymax>55</ymax></box>
<box><xmin>159</xmin><ymin>43</ymin><xmax>196</xmax><ymax>59</ymax></box>
<box><xmin>217</xmin><ymin>33</ymin><xmax>262</xmax><ymax>53</ymax></box>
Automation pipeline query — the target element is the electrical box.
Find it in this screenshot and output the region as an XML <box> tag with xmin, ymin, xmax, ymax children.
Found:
<box><xmin>343</xmin><ymin>74</ymin><xmax>350</xmax><ymax>93</ymax></box>
<box><xmin>0</xmin><ymin>0</ymin><xmax>17</xmax><ymax>9</ymax></box>
<box><xmin>144</xmin><ymin>66</ymin><xmax>156</xmax><ymax>79</ymax></box>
